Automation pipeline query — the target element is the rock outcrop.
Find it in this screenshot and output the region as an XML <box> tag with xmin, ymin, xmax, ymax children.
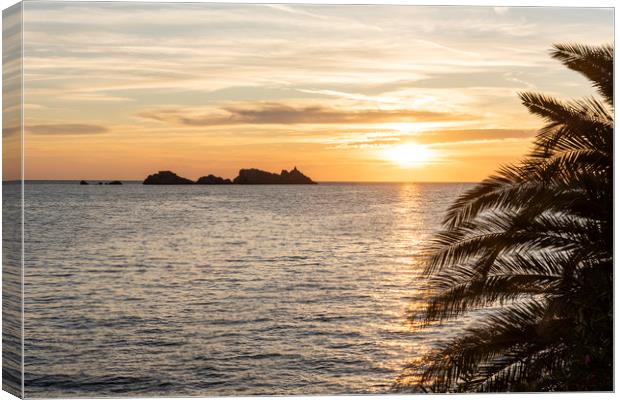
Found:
<box><xmin>196</xmin><ymin>174</ymin><xmax>232</xmax><ymax>185</ymax></box>
<box><xmin>142</xmin><ymin>167</ymin><xmax>316</xmax><ymax>185</ymax></box>
<box><xmin>143</xmin><ymin>171</ymin><xmax>194</xmax><ymax>185</ymax></box>
<box><xmin>107</xmin><ymin>181</ymin><xmax>123</xmax><ymax>185</ymax></box>
<box><xmin>233</xmin><ymin>167</ymin><xmax>316</xmax><ymax>184</ymax></box>
<box><xmin>80</xmin><ymin>180</ymin><xmax>89</xmax><ymax>185</ymax></box>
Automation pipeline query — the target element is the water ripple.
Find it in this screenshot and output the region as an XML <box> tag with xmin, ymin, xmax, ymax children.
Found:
<box><xmin>23</xmin><ymin>182</ymin><xmax>470</xmax><ymax>397</ymax></box>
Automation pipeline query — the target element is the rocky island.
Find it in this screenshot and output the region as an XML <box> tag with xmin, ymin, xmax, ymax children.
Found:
<box><xmin>143</xmin><ymin>171</ymin><xmax>194</xmax><ymax>185</ymax></box>
<box><xmin>233</xmin><ymin>167</ymin><xmax>316</xmax><ymax>184</ymax></box>
<box><xmin>142</xmin><ymin>167</ymin><xmax>316</xmax><ymax>185</ymax></box>
<box><xmin>196</xmin><ymin>174</ymin><xmax>232</xmax><ymax>185</ymax></box>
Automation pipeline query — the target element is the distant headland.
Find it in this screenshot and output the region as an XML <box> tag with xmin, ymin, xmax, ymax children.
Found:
<box><xmin>142</xmin><ymin>167</ymin><xmax>316</xmax><ymax>185</ymax></box>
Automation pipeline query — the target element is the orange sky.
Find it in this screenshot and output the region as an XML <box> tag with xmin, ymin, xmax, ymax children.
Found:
<box><xmin>4</xmin><ymin>4</ymin><xmax>614</xmax><ymax>182</ymax></box>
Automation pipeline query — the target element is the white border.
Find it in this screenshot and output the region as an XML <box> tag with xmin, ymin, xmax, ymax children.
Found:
<box><xmin>0</xmin><ymin>1</ymin><xmax>616</xmax><ymax>400</ymax></box>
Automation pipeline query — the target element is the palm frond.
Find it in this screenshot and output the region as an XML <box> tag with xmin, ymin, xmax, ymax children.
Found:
<box><xmin>405</xmin><ymin>43</ymin><xmax>613</xmax><ymax>393</ymax></box>
<box><xmin>551</xmin><ymin>43</ymin><xmax>613</xmax><ymax>104</ymax></box>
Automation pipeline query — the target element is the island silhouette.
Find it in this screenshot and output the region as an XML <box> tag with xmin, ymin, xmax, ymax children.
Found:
<box><xmin>80</xmin><ymin>180</ymin><xmax>123</xmax><ymax>185</ymax></box>
<box><xmin>143</xmin><ymin>167</ymin><xmax>316</xmax><ymax>185</ymax></box>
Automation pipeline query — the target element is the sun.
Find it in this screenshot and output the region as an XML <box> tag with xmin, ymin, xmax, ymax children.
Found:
<box><xmin>382</xmin><ymin>142</ymin><xmax>435</xmax><ymax>167</ymax></box>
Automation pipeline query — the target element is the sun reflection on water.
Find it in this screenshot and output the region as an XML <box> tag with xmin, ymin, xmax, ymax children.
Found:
<box><xmin>23</xmin><ymin>182</ymin><xmax>472</xmax><ymax>396</ymax></box>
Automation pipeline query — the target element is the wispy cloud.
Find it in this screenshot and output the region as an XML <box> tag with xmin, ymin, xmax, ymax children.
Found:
<box><xmin>319</xmin><ymin>128</ymin><xmax>535</xmax><ymax>149</ymax></box>
<box><xmin>136</xmin><ymin>103</ymin><xmax>474</xmax><ymax>126</ymax></box>
<box><xmin>18</xmin><ymin>3</ymin><xmax>614</xmax><ymax>181</ymax></box>
<box><xmin>27</xmin><ymin>124</ymin><xmax>108</xmax><ymax>135</ymax></box>
<box><xmin>416</xmin><ymin>128</ymin><xmax>536</xmax><ymax>145</ymax></box>
<box><xmin>3</xmin><ymin>126</ymin><xmax>20</xmax><ymax>138</ymax></box>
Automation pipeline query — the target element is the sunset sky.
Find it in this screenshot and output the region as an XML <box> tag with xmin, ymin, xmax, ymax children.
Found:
<box><xmin>15</xmin><ymin>3</ymin><xmax>614</xmax><ymax>182</ymax></box>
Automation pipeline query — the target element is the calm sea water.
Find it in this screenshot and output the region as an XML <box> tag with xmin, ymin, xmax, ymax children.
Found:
<box><xmin>22</xmin><ymin>182</ymin><xmax>471</xmax><ymax>397</ymax></box>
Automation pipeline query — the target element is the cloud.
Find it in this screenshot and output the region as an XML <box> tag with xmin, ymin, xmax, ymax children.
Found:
<box><xmin>3</xmin><ymin>126</ymin><xmax>21</xmax><ymax>138</ymax></box>
<box><xmin>136</xmin><ymin>103</ymin><xmax>473</xmax><ymax>126</ymax></box>
<box><xmin>314</xmin><ymin>128</ymin><xmax>536</xmax><ymax>150</ymax></box>
<box><xmin>415</xmin><ymin>129</ymin><xmax>536</xmax><ymax>145</ymax></box>
<box><xmin>27</xmin><ymin>124</ymin><xmax>108</xmax><ymax>135</ymax></box>
<box><xmin>323</xmin><ymin>131</ymin><xmax>402</xmax><ymax>149</ymax></box>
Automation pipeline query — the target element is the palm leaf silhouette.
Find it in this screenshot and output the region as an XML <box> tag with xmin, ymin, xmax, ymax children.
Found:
<box><xmin>398</xmin><ymin>43</ymin><xmax>613</xmax><ymax>392</ymax></box>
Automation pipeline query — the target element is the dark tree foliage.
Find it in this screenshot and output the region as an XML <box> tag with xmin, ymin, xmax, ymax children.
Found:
<box><xmin>399</xmin><ymin>44</ymin><xmax>613</xmax><ymax>392</ymax></box>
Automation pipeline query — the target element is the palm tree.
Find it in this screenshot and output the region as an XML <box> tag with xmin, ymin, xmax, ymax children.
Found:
<box><xmin>399</xmin><ymin>43</ymin><xmax>613</xmax><ymax>392</ymax></box>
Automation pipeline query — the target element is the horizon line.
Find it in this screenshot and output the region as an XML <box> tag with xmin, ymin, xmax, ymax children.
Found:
<box><xmin>10</xmin><ymin>179</ymin><xmax>481</xmax><ymax>184</ymax></box>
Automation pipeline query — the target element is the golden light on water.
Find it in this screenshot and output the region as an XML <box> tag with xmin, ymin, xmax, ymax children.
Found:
<box><xmin>382</xmin><ymin>143</ymin><xmax>435</xmax><ymax>167</ymax></box>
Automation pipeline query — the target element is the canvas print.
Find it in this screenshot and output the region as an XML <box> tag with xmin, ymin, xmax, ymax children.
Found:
<box><xmin>2</xmin><ymin>2</ymin><xmax>614</xmax><ymax>397</ymax></box>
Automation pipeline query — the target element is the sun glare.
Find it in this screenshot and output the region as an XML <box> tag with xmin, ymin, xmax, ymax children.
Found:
<box><xmin>382</xmin><ymin>142</ymin><xmax>434</xmax><ymax>167</ymax></box>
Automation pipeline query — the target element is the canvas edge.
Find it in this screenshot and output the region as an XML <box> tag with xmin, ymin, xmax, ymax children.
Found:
<box><xmin>2</xmin><ymin>1</ymin><xmax>24</xmax><ymax>398</ymax></box>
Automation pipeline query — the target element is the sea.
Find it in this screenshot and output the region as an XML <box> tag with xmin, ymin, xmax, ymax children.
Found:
<box><xmin>12</xmin><ymin>181</ymin><xmax>473</xmax><ymax>397</ymax></box>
